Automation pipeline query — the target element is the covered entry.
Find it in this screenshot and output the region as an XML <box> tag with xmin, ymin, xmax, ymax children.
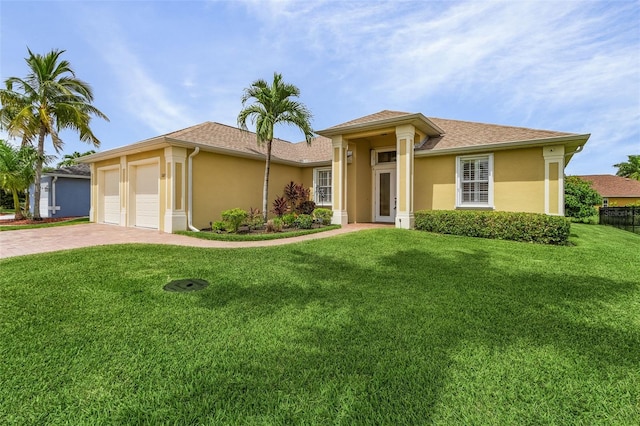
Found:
<box><xmin>317</xmin><ymin>111</ymin><xmax>444</xmax><ymax>229</ymax></box>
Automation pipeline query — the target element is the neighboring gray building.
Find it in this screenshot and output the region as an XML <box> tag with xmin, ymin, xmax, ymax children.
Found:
<box><xmin>30</xmin><ymin>164</ymin><xmax>91</xmax><ymax>218</ymax></box>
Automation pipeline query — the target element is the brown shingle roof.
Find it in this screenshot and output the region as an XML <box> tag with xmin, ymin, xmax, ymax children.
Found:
<box><xmin>86</xmin><ymin>111</ymin><xmax>585</xmax><ymax>164</ymax></box>
<box><xmin>418</xmin><ymin>118</ymin><xmax>575</xmax><ymax>151</ymax></box>
<box><xmin>577</xmin><ymin>174</ymin><xmax>640</xmax><ymax>197</ymax></box>
<box><xmin>161</xmin><ymin>121</ymin><xmax>332</xmax><ymax>164</ymax></box>
<box><xmin>325</xmin><ymin>110</ymin><xmax>412</xmax><ymax>129</ymax></box>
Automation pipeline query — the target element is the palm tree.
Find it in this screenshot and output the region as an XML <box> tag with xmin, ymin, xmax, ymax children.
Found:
<box><xmin>237</xmin><ymin>72</ymin><xmax>314</xmax><ymax>221</ymax></box>
<box><xmin>0</xmin><ymin>48</ymin><xmax>108</xmax><ymax>220</ymax></box>
<box><xmin>614</xmin><ymin>155</ymin><xmax>640</xmax><ymax>181</ymax></box>
<box><xmin>0</xmin><ymin>140</ymin><xmax>38</xmax><ymax>220</ymax></box>
<box><xmin>57</xmin><ymin>150</ymin><xmax>96</xmax><ymax>167</ymax></box>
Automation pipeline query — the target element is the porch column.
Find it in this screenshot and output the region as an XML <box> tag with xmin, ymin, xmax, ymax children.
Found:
<box><xmin>89</xmin><ymin>163</ymin><xmax>96</xmax><ymax>222</ymax></box>
<box><xmin>331</xmin><ymin>135</ymin><xmax>349</xmax><ymax>225</ymax></box>
<box><xmin>543</xmin><ymin>145</ymin><xmax>565</xmax><ymax>216</ymax></box>
<box><xmin>395</xmin><ymin>124</ymin><xmax>415</xmax><ymax>229</ymax></box>
<box><xmin>164</xmin><ymin>146</ymin><xmax>187</xmax><ymax>232</ymax></box>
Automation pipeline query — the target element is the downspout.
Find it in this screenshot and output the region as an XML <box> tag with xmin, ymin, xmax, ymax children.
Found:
<box><xmin>187</xmin><ymin>147</ymin><xmax>200</xmax><ymax>231</ymax></box>
<box><xmin>51</xmin><ymin>176</ymin><xmax>58</xmax><ymax>216</ymax></box>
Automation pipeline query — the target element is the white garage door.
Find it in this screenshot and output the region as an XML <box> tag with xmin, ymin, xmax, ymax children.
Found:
<box><xmin>39</xmin><ymin>182</ymin><xmax>50</xmax><ymax>218</ymax></box>
<box><xmin>134</xmin><ymin>164</ymin><xmax>159</xmax><ymax>229</ymax></box>
<box><xmin>101</xmin><ymin>169</ymin><xmax>120</xmax><ymax>224</ymax></box>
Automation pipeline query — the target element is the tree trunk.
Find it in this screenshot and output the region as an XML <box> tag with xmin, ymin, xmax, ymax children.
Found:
<box><xmin>32</xmin><ymin>125</ymin><xmax>46</xmax><ymax>220</ymax></box>
<box><xmin>262</xmin><ymin>140</ymin><xmax>272</xmax><ymax>222</ymax></box>
<box><xmin>12</xmin><ymin>189</ymin><xmax>24</xmax><ymax>220</ymax></box>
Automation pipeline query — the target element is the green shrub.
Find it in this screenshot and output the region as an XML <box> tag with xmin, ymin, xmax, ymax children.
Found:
<box><xmin>281</xmin><ymin>212</ymin><xmax>297</xmax><ymax>228</ymax></box>
<box><xmin>221</xmin><ymin>208</ymin><xmax>248</xmax><ymax>233</ymax></box>
<box><xmin>313</xmin><ymin>208</ymin><xmax>332</xmax><ymax>225</ymax></box>
<box><xmin>294</xmin><ymin>214</ymin><xmax>314</xmax><ymax>229</ymax></box>
<box><xmin>245</xmin><ymin>207</ymin><xmax>264</xmax><ymax>230</ymax></box>
<box><xmin>414</xmin><ymin>210</ymin><xmax>570</xmax><ymax>245</ymax></box>
<box><xmin>265</xmin><ymin>217</ymin><xmax>283</xmax><ymax>233</ymax></box>
<box><xmin>211</xmin><ymin>221</ymin><xmax>227</xmax><ymax>233</ymax></box>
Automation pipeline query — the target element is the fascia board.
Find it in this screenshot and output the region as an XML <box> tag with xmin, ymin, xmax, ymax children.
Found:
<box><xmin>42</xmin><ymin>174</ymin><xmax>90</xmax><ymax>179</ymax></box>
<box><xmin>165</xmin><ymin>138</ymin><xmax>330</xmax><ymax>167</ymax></box>
<box><xmin>77</xmin><ymin>138</ymin><xmax>168</xmax><ymax>163</ymax></box>
<box><xmin>414</xmin><ymin>134</ymin><xmax>591</xmax><ymax>157</ymax></box>
<box><xmin>317</xmin><ymin>113</ymin><xmax>444</xmax><ymax>138</ymax></box>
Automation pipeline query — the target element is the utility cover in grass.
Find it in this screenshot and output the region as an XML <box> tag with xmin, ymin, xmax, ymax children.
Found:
<box><xmin>163</xmin><ymin>279</ymin><xmax>209</xmax><ymax>292</ymax></box>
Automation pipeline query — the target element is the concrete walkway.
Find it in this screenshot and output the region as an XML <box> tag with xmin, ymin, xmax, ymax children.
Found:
<box><xmin>0</xmin><ymin>222</ymin><xmax>390</xmax><ymax>259</ymax></box>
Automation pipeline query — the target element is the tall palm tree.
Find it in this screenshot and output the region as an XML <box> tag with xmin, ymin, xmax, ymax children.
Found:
<box><xmin>0</xmin><ymin>140</ymin><xmax>38</xmax><ymax>220</ymax></box>
<box><xmin>0</xmin><ymin>48</ymin><xmax>108</xmax><ymax>219</ymax></box>
<box><xmin>614</xmin><ymin>155</ymin><xmax>640</xmax><ymax>181</ymax></box>
<box><xmin>237</xmin><ymin>72</ymin><xmax>314</xmax><ymax>221</ymax></box>
<box><xmin>57</xmin><ymin>150</ymin><xmax>96</xmax><ymax>167</ymax></box>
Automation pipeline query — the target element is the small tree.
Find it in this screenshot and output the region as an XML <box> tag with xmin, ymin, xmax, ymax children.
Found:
<box><xmin>0</xmin><ymin>140</ymin><xmax>38</xmax><ymax>219</ymax></box>
<box><xmin>237</xmin><ymin>73</ymin><xmax>314</xmax><ymax>222</ymax></box>
<box><xmin>565</xmin><ymin>176</ymin><xmax>602</xmax><ymax>220</ymax></box>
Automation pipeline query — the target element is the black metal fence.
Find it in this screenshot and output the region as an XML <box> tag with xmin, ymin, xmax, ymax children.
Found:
<box><xmin>599</xmin><ymin>207</ymin><xmax>640</xmax><ymax>234</ymax></box>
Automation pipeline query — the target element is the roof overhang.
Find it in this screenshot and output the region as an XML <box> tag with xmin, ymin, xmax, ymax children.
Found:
<box><xmin>414</xmin><ymin>133</ymin><xmax>591</xmax><ymax>158</ymax></box>
<box><xmin>42</xmin><ymin>173</ymin><xmax>90</xmax><ymax>179</ymax></box>
<box><xmin>316</xmin><ymin>113</ymin><xmax>444</xmax><ymax>139</ymax></box>
<box><xmin>78</xmin><ymin>137</ymin><xmax>330</xmax><ymax>168</ymax></box>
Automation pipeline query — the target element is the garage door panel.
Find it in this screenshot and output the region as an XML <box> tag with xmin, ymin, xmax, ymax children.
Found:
<box><xmin>102</xmin><ymin>169</ymin><xmax>120</xmax><ymax>225</ymax></box>
<box><xmin>134</xmin><ymin>164</ymin><xmax>159</xmax><ymax>229</ymax></box>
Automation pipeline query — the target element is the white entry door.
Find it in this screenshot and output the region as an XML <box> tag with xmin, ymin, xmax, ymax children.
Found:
<box><xmin>101</xmin><ymin>169</ymin><xmax>120</xmax><ymax>225</ymax></box>
<box><xmin>374</xmin><ymin>168</ymin><xmax>396</xmax><ymax>222</ymax></box>
<box><xmin>133</xmin><ymin>163</ymin><xmax>159</xmax><ymax>229</ymax></box>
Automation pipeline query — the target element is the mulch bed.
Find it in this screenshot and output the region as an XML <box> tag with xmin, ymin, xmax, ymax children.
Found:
<box><xmin>0</xmin><ymin>217</ymin><xmax>80</xmax><ymax>226</ymax></box>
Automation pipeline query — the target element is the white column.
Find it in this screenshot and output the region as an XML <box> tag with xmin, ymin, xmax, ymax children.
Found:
<box><xmin>120</xmin><ymin>156</ymin><xmax>127</xmax><ymax>226</ymax></box>
<box><xmin>543</xmin><ymin>145</ymin><xmax>565</xmax><ymax>215</ymax></box>
<box><xmin>331</xmin><ymin>135</ymin><xmax>349</xmax><ymax>226</ymax></box>
<box><xmin>395</xmin><ymin>124</ymin><xmax>415</xmax><ymax>229</ymax></box>
<box><xmin>89</xmin><ymin>163</ymin><xmax>96</xmax><ymax>222</ymax></box>
<box><xmin>164</xmin><ymin>146</ymin><xmax>188</xmax><ymax>232</ymax></box>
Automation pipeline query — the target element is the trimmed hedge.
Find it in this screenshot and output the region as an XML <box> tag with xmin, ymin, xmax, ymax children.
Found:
<box><xmin>415</xmin><ymin>210</ymin><xmax>571</xmax><ymax>245</ymax></box>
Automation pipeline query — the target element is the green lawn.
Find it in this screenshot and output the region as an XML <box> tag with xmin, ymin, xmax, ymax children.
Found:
<box><xmin>1</xmin><ymin>224</ymin><xmax>638</xmax><ymax>424</ymax></box>
<box><xmin>0</xmin><ymin>217</ymin><xmax>89</xmax><ymax>231</ymax></box>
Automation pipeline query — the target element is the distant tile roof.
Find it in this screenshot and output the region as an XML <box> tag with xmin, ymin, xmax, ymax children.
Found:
<box><xmin>161</xmin><ymin>121</ymin><xmax>332</xmax><ymax>164</ymax></box>
<box><xmin>577</xmin><ymin>174</ymin><xmax>640</xmax><ymax>198</ymax></box>
<box><xmin>44</xmin><ymin>163</ymin><xmax>91</xmax><ymax>177</ymax></box>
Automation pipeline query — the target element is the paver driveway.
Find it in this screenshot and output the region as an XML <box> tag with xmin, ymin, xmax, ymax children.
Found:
<box><xmin>0</xmin><ymin>223</ymin><xmax>389</xmax><ymax>259</ymax></box>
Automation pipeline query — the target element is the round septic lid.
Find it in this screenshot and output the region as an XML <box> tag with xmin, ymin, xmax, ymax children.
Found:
<box><xmin>163</xmin><ymin>278</ymin><xmax>209</xmax><ymax>292</ymax></box>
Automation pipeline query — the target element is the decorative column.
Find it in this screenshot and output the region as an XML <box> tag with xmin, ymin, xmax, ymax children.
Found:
<box><xmin>331</xmin><ymin>135</ymin><xmax>349</xmax><ymax>225</ymax></box>
<box><xmin>164</xmin><ymin>146</ymin><xmax>187</xmax><ymax>232</ymax></box>
<box><xmin>395</xmin><ymin>124</ymin><xmax>415</xmax><ymax>229</ymax></box>
<box><xmin>120</xmin><ymin>156</ymin><xmax>127</xmax><ymax>226</ymax></box>
<box><xmin>89</xmin><ymin>163</ymin><xmax>96</xmax><ymax>222</ymax></box>
<box><xmin>543</xmin><ymin>145</ymin><xmax>565</xmax><ymax>215</ymax></box>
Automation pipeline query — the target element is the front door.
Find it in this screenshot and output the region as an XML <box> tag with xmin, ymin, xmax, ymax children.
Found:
<box><xmin>374</xmin><ymin>168</ymin><xmax>396</xmax><ymax>222</ymax></box>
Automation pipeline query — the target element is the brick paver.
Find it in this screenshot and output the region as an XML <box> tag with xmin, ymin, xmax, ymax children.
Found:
<box><xmin>0</xmin><ymin>223</ymin><xmax>390</xmax><ymax>259</ymax></box>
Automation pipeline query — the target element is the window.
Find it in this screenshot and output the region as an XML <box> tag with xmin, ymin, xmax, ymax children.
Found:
<box><xmin>377</xmin><ymin>151</ymin><xmax>396</xmax><ymax>163</ymax></box>
<box><xmin>602</xmin><ymin>198</ymin><xmax>608</xmax><ymax>207</ymax></box>
<box><xmin>456</xmin><ymin>154</ymin><xmax>494</xmax><ymax>208</ymax></box>
<box><xmin>314</xmin><ymin>168</ymin><xmax>332</xmax><ymax>206</ymax></box>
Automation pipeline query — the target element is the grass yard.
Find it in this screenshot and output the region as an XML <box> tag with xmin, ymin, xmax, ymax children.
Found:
<box><xmin>1</xmin><ymin>224</ymin><xmax>638</xmax><ymax>424</ymax></box>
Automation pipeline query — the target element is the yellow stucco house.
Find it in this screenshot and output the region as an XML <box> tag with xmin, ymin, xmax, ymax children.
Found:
<box><xmin>80</xmin><ymin>110</ymin><xmax>590</xmax><ymax>233</ymax></box>
<box><xmin>577</xmin><ymin>174</ymin><xmax>640</xmax><ymax>207</ymax></box>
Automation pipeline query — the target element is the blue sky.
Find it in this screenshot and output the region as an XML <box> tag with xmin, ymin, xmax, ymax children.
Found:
<box><xmin>1</xmin><ymin>0</ymin><xmax>638</xmax><ymax>174</ymax></box>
